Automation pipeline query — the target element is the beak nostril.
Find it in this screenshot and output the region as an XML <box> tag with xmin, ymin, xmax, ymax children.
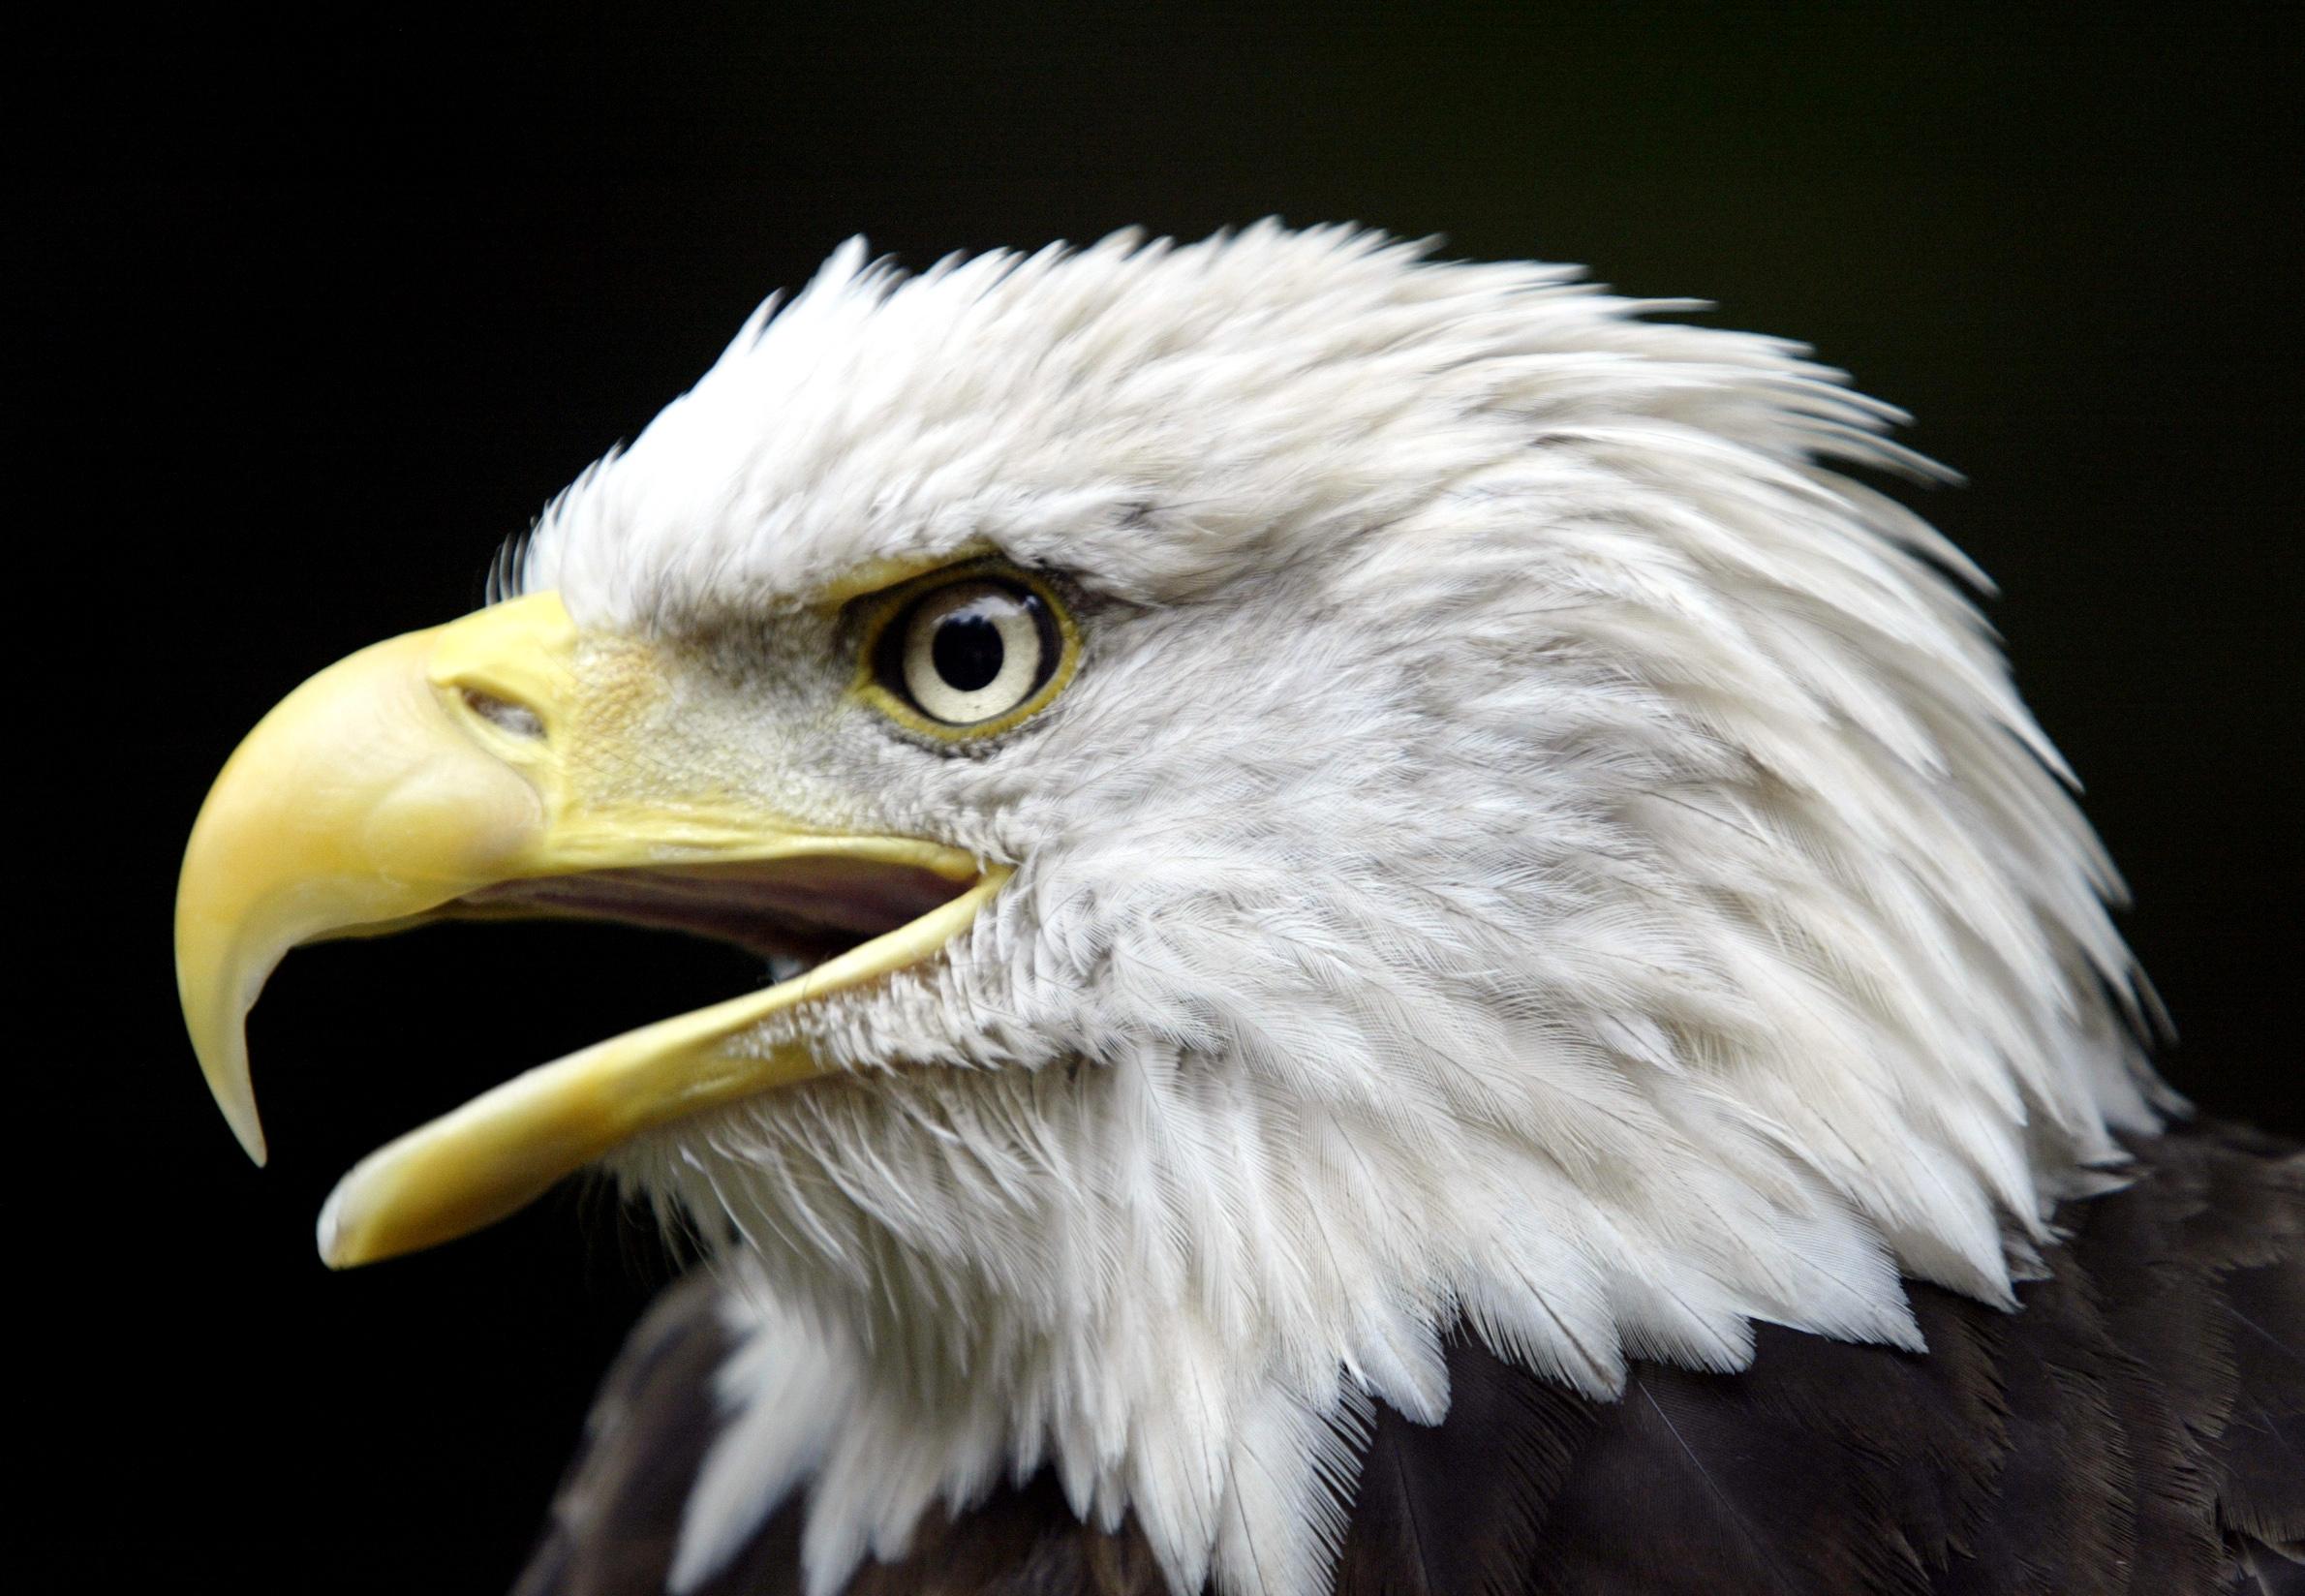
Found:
<box><xmin>461</xmin><ymin>688</ymin><xmax>545</xmax><ymax>740</ymax></box>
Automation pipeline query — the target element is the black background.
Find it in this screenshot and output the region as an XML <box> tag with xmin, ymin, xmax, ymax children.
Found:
<box><xmin>30</xmin><ymin>6</ymin><xmax>2300</xmax><ymax>1590</ymax></box>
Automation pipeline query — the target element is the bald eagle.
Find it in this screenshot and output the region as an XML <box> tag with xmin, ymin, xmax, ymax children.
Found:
<box><xmin>178</xmin><ymin>226</ymin><xmax>2300</xmax><ymax>1596</ymax></box>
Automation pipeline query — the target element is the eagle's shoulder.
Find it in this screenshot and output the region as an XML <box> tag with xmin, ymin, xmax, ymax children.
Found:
<box><xmin>509</xmin><ymin>1272</ymin><xmax>766</xmax><ymax>1596</ymax></box>
<box><xmin>515</xmin><ymin>1120</ymin><xmax>2302</xmax><ymax>1596</ymax></box>
<box><xmin>1335</xmin><ymin>1118</ymin><xmax>2302</xmax><ymax>1596</ymax></box>
<box><xmin>508</xmin><ymin>1273</ymin><xmax>1164</xmax><ymax>1596</ymax></box>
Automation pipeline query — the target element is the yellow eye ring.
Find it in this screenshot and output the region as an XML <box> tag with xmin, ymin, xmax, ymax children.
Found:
<box><xmin>851</xmin><ymin>559</ymin><xmax>1082</xmax><ymax>741</ymax></box>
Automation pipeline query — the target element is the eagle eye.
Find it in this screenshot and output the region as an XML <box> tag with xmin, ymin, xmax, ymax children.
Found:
<box><xmin>861</xmin><ymin>564</ymin><xmax>1077</xmax><ymax>737</ymax></box>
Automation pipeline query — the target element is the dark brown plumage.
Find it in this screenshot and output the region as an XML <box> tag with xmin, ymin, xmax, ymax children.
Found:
<box><xmin>516</xmin><ymin>1120</ymin><xmax>2303</xmax><ymax>1596</ymax></box>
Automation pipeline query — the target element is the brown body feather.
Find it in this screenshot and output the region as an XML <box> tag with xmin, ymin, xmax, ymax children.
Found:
<box><xmin>515</xmin><ymin>1120</ymin><xmax>2303</xmax><ymax>1596</ymax></box>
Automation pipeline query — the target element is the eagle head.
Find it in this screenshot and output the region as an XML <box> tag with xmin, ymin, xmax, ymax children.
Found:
<box><xmin>177</xmin><ymin>225</ymin><xmax>2163</xmax><ymax>1596</ymax></box>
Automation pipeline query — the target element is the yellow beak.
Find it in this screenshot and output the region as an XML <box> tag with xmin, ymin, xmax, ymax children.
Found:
<box><xmin>175</xmin><ymin>592</ymin><xmax>1000</xmax><ymax>1268</ymax></box>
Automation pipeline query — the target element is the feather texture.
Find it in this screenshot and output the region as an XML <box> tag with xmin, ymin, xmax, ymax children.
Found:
<box><xmin>519</xmin><ymin>1120</ymin><xmax>2303</xmax><ymax>1596</ymax></box>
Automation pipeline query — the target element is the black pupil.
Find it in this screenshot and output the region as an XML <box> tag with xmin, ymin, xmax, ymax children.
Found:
<box><xmin>932</xmin><ymin>604</ymin><xmax>1006</xmax><ymax>692</ymax></box>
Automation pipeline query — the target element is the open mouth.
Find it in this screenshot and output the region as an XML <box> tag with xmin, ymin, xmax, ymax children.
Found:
<box><xmin>296</xmin><ymin>844</ymin><xmax>1002</xmax><ymax>1272</ymax></box>
<box><xmin>173</xmin><ymin>592</ymin><xmax>1012</xmax><ymax>1268</ymax></box>
<box><xmin>452</xmin><ymin>856</ymin><xmax>979</xmax><ymax>979</ymax></box>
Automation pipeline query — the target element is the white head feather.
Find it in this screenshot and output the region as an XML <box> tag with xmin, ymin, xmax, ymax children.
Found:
<box><xmin>508</xmin><ymin>224</ymin><xmax>2167</xmax><ymax>1596</ymax></box>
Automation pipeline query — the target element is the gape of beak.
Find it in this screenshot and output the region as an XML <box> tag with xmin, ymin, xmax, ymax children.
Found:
<box><xmin>175</xmin><ymin>593</ymin><xmax>1003</xmax><ymax>1268</ymax></box>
